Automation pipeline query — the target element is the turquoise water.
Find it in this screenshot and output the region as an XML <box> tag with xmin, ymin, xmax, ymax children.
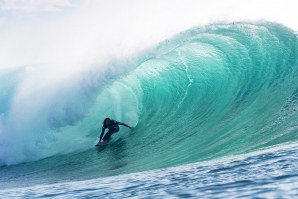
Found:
<box><xmin>0</xmin><ymin>22</ymin><xmax>298</xmax><ymax>197</ymax></box>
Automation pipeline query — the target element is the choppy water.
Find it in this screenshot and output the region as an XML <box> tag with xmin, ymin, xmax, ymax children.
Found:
<box><xmin>0</xmin><ymin>22</ymin><xmax>297</xmax><ymax>197</ymax></box>
<box><xmin>1</xmin><ymin>142</ymin><xmax>297</xmax><ymax>198</ymax></box>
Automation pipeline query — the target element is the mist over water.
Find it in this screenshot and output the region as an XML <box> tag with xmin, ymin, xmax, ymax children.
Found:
<box><xmin>1</xmin><ymin>0</ymin><xmax>298</xmax><ymax>69</ymax></box>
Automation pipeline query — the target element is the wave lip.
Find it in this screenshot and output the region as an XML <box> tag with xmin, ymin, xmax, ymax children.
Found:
<box><xmin>130</xmin><ymin>22</ymin><xmax>298</xmax><ymax>169</ymax></box>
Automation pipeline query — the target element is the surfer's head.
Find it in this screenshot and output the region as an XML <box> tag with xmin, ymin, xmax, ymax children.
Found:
<box><xmin>103</xmin><ymin>118</ymin><xmax>111</xmax><ymax>125</ymax></box>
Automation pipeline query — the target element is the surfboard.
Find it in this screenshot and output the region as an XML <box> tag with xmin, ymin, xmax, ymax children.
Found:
<box><xmin>95</xmin><ymin>142</ymin><xmax>108</xmax><ymax>146</ymax></box>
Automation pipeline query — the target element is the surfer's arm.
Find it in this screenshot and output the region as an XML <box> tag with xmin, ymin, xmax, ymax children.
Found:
<box><xmin>99</xmin><ymin>126</ymin><xmax>106</xmax><ymax>141</ymax></box>
<box><xmin>118</xmin><ymin>122</ymin><xmax>132</xmax><ymax>129</ymax></box>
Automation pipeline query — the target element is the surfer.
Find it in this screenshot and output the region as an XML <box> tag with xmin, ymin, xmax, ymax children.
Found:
<box><xmin>98</xmin><ymin>118</ymin><xmax>132</xmax><ymax>145</ymax></box>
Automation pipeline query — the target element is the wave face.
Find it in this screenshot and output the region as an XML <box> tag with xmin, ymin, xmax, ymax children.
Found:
<box><xmin>0</xmin><ymin>22</ymin><xmax>298</xmax><ymax>179</ymax></box>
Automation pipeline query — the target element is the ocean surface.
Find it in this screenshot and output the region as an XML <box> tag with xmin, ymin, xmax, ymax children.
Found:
<box><xmin>0</xmin><ymin>22</ymin><xmax>298</xmax><ymax>198</ymax></box>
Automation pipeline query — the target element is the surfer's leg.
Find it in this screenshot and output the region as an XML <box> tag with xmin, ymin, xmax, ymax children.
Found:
<box><xmin>103</xmin><ymin>130</ymin><xmax>114</xmax><ymax>142</ymax></box>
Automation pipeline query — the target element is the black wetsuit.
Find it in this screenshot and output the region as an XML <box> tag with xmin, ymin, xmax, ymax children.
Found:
<box><xmin>99</xmin><ymin>120</ymin><xmax>131</xmax><ymax>142</ymax></box>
